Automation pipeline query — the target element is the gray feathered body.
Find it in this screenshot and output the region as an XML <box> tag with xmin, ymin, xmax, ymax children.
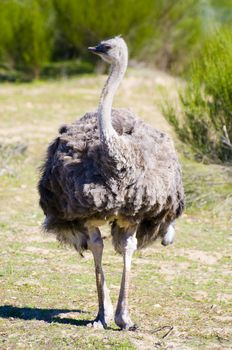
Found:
<box><xmin>38</xmin><ymin>108</ymin><xmax>184</xmax><ymax>252</ymax></box>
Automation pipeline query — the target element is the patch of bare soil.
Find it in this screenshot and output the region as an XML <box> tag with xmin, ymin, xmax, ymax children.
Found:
<box><xmin>177</xmin><ymin>249</ymin><xmax>222</xmax><ymax>265</ymax></box>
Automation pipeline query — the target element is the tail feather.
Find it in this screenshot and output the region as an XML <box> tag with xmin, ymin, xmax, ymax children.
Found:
<box><xmin>42</xmin><ymin>215</ymin><xmax>88</xmax><ymax>254</ymax></box>
<box><xmin>161</xmin><ymin>224</ymin><xmax>175</xmax><ymax>246</ymax></box>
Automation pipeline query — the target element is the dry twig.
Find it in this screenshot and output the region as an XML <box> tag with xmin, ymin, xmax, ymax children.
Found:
<box><xmin>152</xmin><ymin>325</ymin><xmax>174</xmax><ymax>339</ymax></box>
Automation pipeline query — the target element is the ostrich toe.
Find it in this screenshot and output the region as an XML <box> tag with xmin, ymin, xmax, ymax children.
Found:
<box><xmin>115</xmin><ymin>312</ymin><xmax>136</xmax><ymax>330</ymax></box>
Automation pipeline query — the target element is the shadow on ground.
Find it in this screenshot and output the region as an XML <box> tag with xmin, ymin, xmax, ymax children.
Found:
<box><xmin>0</xmin><ymin>305</ymin><xmax>90</xmax><ymax>326</ymax></box>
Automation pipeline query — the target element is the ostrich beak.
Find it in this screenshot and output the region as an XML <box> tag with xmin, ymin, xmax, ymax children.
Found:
<box><xmin>88</xmin><ymin>44</ymin><xmax>107</xmax><ymax>55</ymax></box>
<box><xmin>88</xmin><ymin>46</ymin><xmax>98</xmax><ymax>53</ymax></box>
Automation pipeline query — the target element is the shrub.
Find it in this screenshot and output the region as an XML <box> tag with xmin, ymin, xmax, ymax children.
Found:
<box><xmin>52</xmin><ymin>0</ymin><xmax>203</xmax><ymax>73</ymax></box>
<box><xmin>40</xmin><ymin>60</ymin><xmax>94</xmax><ymax>79</ymax></box>
<box><xmin>0</xmin><ymin>65</ymin><xmax>31</xmax><ymax>82</ymax></box>
<box><xmin>0</xmin><ymin>0</ymin><xmax>230</xmax><ymax>79</ymax></box>
<box><xmin>164</xmin><ymin>28</ymin><xmax>232</xmax><ymax>163</ymax></box>
<box><xmin>52</xmin><ymin>0</ymin><xmax>158</xmax><ymax>59</ymax></box>
<box><xmin>0</xmin><ymin>0</ymin><xmax>54</xmax><ymax>78</ymax></box>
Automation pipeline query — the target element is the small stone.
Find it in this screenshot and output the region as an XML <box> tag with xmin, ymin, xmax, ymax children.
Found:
<box><xmin>154</xmin><ymin>304</ymin><xmax>161</xmax><ymax>308</ymax></box>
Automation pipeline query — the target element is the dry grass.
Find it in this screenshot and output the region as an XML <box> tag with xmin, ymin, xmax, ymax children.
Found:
<box><xmin>0</xmin><ymin>70</ymin><xmax>231</xmax><ymax>349</ymax></box>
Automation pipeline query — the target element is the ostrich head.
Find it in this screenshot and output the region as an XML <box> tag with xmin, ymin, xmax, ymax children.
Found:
<box><xmin>88</xmin><ymin>36</ymin><xmax>128</xmax><ymax>66</ymax></box>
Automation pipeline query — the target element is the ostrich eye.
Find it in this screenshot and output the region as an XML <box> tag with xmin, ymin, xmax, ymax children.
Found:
<box><xmin>104</xmin><ymin>44</ymin><xmax>111</xmax><ymax>51</ymax></box>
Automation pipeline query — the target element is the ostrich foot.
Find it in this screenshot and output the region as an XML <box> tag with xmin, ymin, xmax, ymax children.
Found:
<box><xmin>87</xmin><ymin>309</ymin><xmax>113</xmax><ymax>329</ymax></box>
<box><xmin>115</xmin><ymin>312</ymin><xmax>137</xmax><ymax>331</ymax></box>
<box><xmin>87</xmin><ymin>318</ymin><xmax>105</xmax><ymax>329</ymax></box>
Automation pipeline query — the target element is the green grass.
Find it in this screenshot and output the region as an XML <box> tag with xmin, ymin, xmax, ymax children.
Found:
<box><xmin>0</xmin><ymin>70</ymin><xmax>231</xmax><ymax>349</ymax></box>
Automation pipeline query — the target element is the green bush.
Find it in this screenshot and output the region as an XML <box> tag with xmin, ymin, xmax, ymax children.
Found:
<box><xmin>0</xmin><ymin>65</ymin><xmax>31</xmax><ymax>82</ymax></box>
<box><xmin>40</xmin><ymin>60</ymin><xmax>94</xmax><ymax>79</ymax></box>
<box><xmin>0</xmin><ymin>0</ymin><xmax>54</xmax><ymax>78</ymax></box>
<box><xmin>0</xmin><ymin>0</ymin><xmax>204</xmax><ymax>78</ymax></box>
<box><xmin>142</xmin><ymin>0</ymin><xmax>203</xmax><ymax>74</ymax></box>
<box><xmin>164</xmin><ymin>29</ymin><xmax>232</xmax><ymax>163</ymax></box>
<box><xmin>0</xmin><ymin>0</ymin><xmax>231</xmax><ymax>79</ymax></box>
<box><xmin>52</xmin><ymin>0</ymin><xmax>203</xmax><ymax>73</ymax></box>
<box><xmin>52</xmin><ymin>0</ymin><xmax>158</xmax><ymax>58</ymax></box>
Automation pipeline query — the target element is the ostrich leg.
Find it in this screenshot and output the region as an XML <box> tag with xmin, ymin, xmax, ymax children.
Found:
<box><xmin>87</xmin><ymin>226</ymin><xmax>113</xmax><ymax>328</ymax></box>
<box><xmin>115</xmin><ymin>226</ymin><xmax>137</xmax><ymax>330</ymax></box>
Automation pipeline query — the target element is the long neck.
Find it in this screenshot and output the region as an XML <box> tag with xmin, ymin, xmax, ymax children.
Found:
<box><xmin>98</xmin><ymin>57</ymin><xmax>127</xmax><ymax>145</ymax></box>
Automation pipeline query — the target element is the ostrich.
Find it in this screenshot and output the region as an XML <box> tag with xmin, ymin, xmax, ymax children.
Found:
<box><xmin>38</xmin><ymin>36</ymin><xmax>184</xmax><ymax>330</ymax></box>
